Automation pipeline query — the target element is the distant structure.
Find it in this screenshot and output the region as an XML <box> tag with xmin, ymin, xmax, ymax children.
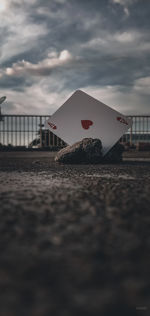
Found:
<box><xmin>0</xmin><ymin>96</ymin><xmax>6</xmax><ymax>122</ymax></box>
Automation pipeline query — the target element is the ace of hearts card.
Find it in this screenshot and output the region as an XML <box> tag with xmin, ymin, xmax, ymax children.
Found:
<box><xmin>45</xmin><ymin>90</ymin><xmax>132</xmax><ymax>155</ymax></box>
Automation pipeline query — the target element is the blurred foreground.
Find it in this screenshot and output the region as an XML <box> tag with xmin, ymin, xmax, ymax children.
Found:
<box><xmin>0</xmin><ymin>152</ymin><xmax>150</xmax><ymax>316</ymax></box>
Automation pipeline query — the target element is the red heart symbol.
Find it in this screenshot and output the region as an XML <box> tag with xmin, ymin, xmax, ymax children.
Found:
<box><xmin>117</xmin><ymin>117</ymin><xmax>128</xmax><ymax>126</ymax></box>
<box><xmin>48</xmin><ymin>121</ymin><xmax>57</xmax><ymax>129</ymax></box>
<box><xmin>81</xmin><ymin>120</ymin><xmax>93</xmax><ymax>130</ymax></box>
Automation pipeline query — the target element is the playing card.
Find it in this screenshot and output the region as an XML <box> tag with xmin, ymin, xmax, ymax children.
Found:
<box><xmin>45</xmin><ymin>90</ymin><xmax>132</xmax><ymax>155</ymax></box>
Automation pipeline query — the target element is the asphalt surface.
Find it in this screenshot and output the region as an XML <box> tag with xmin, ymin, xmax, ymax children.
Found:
<box><xmin>0</xmin><ymin>152</ymin><xmax>150</xmax><ymax>316</ymax></box>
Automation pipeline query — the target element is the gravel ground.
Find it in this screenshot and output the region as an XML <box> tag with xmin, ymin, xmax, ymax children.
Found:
<box><xmin>0</xmin><ymin>153</ymin><xmax>150</xmax><ymax>316</ymax></box>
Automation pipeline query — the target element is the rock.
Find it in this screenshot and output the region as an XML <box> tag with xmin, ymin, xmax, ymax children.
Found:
<box><xmin>103</xmin><ymin>142</ymin><xmax>124</xmax><ymax>163</ymax></box>
<box><xmin>55</xmin><ymin>138</ymin><xmax>103</xmax><ymax>164</ymax></box>
<box><xmin>55</xmin><ymin>139</ymin><xmax>124</xmax><ymax>164</ymax></box>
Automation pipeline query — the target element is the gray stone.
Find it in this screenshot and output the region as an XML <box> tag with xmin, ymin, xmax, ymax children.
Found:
<box><xmin>55</xmin><ymin>138</ymin><xmax>103</xmax><ymax>164</ymax></box>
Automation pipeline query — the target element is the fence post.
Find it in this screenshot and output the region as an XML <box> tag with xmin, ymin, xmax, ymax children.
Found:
<box><xmin>130</xmin><ymin>125</ymin><xmax>132</xmax><ymax>147</ymax></box>
<box><xmin>40</xmin><ymin>116</ymin><xmax>42</xmax><ymax>148</ymax></box>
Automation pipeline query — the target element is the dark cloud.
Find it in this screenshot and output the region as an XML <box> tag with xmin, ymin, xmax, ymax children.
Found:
<box><xmin>0</xmin><ymin>0</ymin><xmax>150</xmax><ymax>114</ymax></box>
<box><xmin>0</xmin><ymin>75</ymin><xmax>33</xmax><ymax>91</ymax></box>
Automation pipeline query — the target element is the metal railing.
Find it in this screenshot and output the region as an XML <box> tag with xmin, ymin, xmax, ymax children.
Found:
<box><xmin>0</xmin><ymin>115</ymin><xmax>150</xmax><ymax>148</ymax></box>
<box><xmin>120</xmin><ymin>116</ymin><xmax>150</xmax><ymax>144</ymax></box>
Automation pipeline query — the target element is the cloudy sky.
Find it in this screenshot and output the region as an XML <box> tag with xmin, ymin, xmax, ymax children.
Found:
<box><xmin>0</xmin><ymin>0</ymin><xmax>150</xmax><ymax>115</ymax></box>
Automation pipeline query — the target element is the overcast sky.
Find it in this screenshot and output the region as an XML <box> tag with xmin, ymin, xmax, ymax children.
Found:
<box><xmin>0</xmin><ymin>0</ymin><xmax>150</xmax><ymax>115</ymax></box>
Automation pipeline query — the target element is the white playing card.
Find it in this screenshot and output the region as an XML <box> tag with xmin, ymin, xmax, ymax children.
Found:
<box><xmin>45</xmin><ymin>90</ymin><xmax>132</xmax><ymax>155</ymax></box>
